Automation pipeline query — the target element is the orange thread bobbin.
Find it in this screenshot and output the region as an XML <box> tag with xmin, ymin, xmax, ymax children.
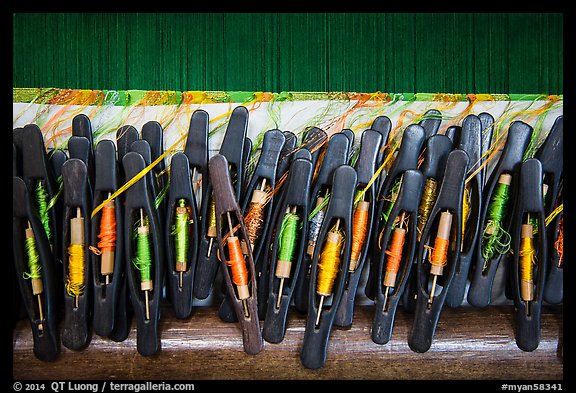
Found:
<box><xmin>384</xmin><ymin>227</ymin><xmax>406</xmax><ymax>287</ymax></box>
<box><xmin>226</xmin><ymin>236</ymin><xmax>250</xmax><ymax>300</ymax></box>
<box><xmin>242</xmin><ymin>183</ymin><xmax>267</xmax><ymax>254</ymax></box>
<box><xmin>224</xmin><ymin>209</ymin><xmax>251</xmax><ymax>318</ymax></box>
<box><xmin>349</xmin><ymin>201</ymin><xmax>369</xmax><ymax>271</ymax></box>
<box><xmin>429</xmin><ymin>237</ymin><xmax>450</xmax><ymax>272</ymax></box>
<box><xmin>97</xmin><ymin>201</ymin><xmax>116</xmax><ymax>284</ymax></box>
<box><xmin>382</xmin><ymin>212</ymin><xmax>408</xmax><ymax>309</ymax></box>
<box><xmin>427</xmin><ymin>211</ymin><xmax>453</xmax><ymax>306</ymax></box>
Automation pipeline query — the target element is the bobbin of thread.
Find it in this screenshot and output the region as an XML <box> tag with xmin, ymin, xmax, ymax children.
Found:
<box><xmin>175</xmin><ymin>205</ymin><xmax>188</xmax><ymax>272</ymax></box>
<box><xmin>349</xmin><ymin>200</ymin><xmax>369</xmax><ymax>272</ymax></box>
<box><xmin>138</xmin><ymin>224</ymin><xmax>153</xmax><ymax>292</ymax></box>
<box><xmin>315</xmin><ymin>228</ymin><xmax>343</xmax><ymax>327</ymax></box>
<box><xmin>100</xmin><ymin>201</ymin><xmax>115</xmax><ymax>279</ymax></box>
<box><xmin>307</xmin><ymin>197</ymin><xmax>325</xmax><ymax>256</ymax></box>
<box><xmin>207</xmin><ymin>198</ymin><xmax>217</xmax><ymax>238</ymax></box>
<box><xmin>520</xmin><ymin>223</ymin><xmax>534</xmax><ymax>302</ymax></box>
<box><xmin>316</xmin><ymin>230</ymin><xmax>342</xmax><ymax>297</ymax></box>
<box><xmin>241</xmin><ymin>188</ymin><xmax>267</xmax><ymax>254</ymax></box>
<box><xmin>430</xmin><ymin>211</ymin><xmax>452</xmax><ymax>277</ymax></box>
<box><xmin>383</xmin><ymin>227</ymin><xmax>406</xmax><ymax>288</ymax></box>
<box><xmin>417</xmin><ymin>178</ymin><xmax>438</xmax><ymax>240</ymax></box>
<box><xmin>485</xmin><ymin>173</ymin><xmax>512</xmax><ymax>235</ymax></box>
<box><xmin>227</xmin><ymin>236</ymin><xmax>250</xmax><ymax>301</ymax></box>
<box><xmin>26</xmin><ymin>227</ymin><xmax>44</xmax><ymax>295</ymax></box>
<box><xmin>70</xmin><ymin>209</ymin><xmax>85</xmax><ymax>308</ymax></box>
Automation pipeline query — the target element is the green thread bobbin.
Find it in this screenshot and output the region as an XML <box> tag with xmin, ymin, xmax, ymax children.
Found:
<box><xmin>481</xmin><ymin>173</ymin><xmax>512</xmax><ymax>266</ymax></box>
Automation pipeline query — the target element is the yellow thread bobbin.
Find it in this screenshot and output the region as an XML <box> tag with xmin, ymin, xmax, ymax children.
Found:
<box><xmin>315</xmin><ymin>220</ymin><xmax>343</xmax><ymax>326</ymax></box>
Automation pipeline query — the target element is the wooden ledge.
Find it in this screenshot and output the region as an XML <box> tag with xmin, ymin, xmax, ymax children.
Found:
<box><xmin>12</xmin><ymin>305</ymin><xmax>563</xmax><ymax>380</ymax></box>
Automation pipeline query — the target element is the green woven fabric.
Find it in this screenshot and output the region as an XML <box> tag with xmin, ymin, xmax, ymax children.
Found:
<box><xmin>13</xmin><ymin>13</ymin><xmax>563</xmax><ymax>94</ymax></box>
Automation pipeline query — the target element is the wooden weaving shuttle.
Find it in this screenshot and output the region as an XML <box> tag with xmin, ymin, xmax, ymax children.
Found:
<box><xmin>218</xmin><ymin>132</ymin><xmax>262</xmax><ymax>322</ymax></box>
<box><xmin>109</xmin><ymin>125</ymin><xmax>139</xmax><ymax>343</ymax></box>
<box><xmin>218</xmin><ymin>129</ymin><xmax>285</xmax><ymax>322</ymax></box>
<box><xmin>408</xmin><ymin>149</ymin><xmax>469</xmax><ymax>353</ymax></box>
<box><xmin>176</xmin><ymin>112</ymin><xmax>207</xmax><ymax>311</ymax></box>
<box><xmin>446</xmin><ymin>114</ymin><xmax>484</xmax><ymax>308</ymax></box>
<box><xmin>240</xmin><ymin>130</ymin><xmax>286</xmax><ymax>256</ymax></box>
<box><xmin>165</xmin><ymin>152</ymin><xmax>199</xmax><ymax>319</ymax></box>
<box><xmin>122</xmin><ymin>151</ymin><xmax>165</xmax><ymax>356</ymax></box>
<box><xmin>510</xmin><ymin>158</ymin><xmax>547</xmax><ymax>351</ymax></box>
<box><xmin>22</xmin><ymin>124</ymin><xmax>64</xmax><ymax>310</ymax></box>
<box><xmin>126</xmin><ymin>140</ymin><xmax>165</xmax><ymax>325</ymax></box>
<box><xmin>371</xmin><ymin>169</ymin><xmax>423</xmax><ymax>344</ymax></box>
<box><xmin>257</xmin><ymin>148</ymin><xmax>314</xmax><ymax>331</ymax></box>
<box><xmin>13</xmin><ymin>177</ymin><xmax>60</xmax><ymax>361</ymax></box>
<box><xmin>61</xmin><ymin>158</ymin><xmax>92</xmax><ymax>350</ymax></box>
<box><xmin>401</xmin><ymin>134</ymin><xmax>452</xmax><ymax>312</ymax></box>
<box><xmin>209</xmin><ymin>154</ymin><xmax>263</xmax><ymax>355</ymax></box>
<box><xmin>22</xmin><ymin>124</ymin><xmax>61</xmax><ymax>260</ymax></box>
<box><xmin>300</xmin><ymin>165</ymin><xmax>357</xmax><ymax>369</ymax></box>
<box><xmin>91</xmin><ymin>140</ymin><xmax>125</xmax><ymax>337</ymax></box>
<box><xmin>248</xmin><ymin>130</ymin><xmax>299</xmax><ymax>255</ymax></box>
<box><xmin>182</xmin><ymin>110</ymin><xmax>212</xmax><ymax>300</ymax></box>
<box><xmin>263</xmin><ymin>154</ymin><xmax>314</xmax><ymax>343</ymax></box>
<box><xmin>467</xmin><ymin>121</ymin><xmax>533</xmax><ymax>308</ymax></box>
<box><xmin>334</xmin><ymin>129</ymin><xmax>383</xmax><ymax>328</ymax></box>
<box><xmin>366</xmin><ymin>124</ymin><xmax>425</xmax><ymax>301</ymax></box>
<box><xmin>193</xmin><ymin>106</ymin><xmax>248</xmax><ymax>300</ymax></box>
<box><xmin>534</xmin><ymin>116</ymin><xmax>562</xmax><ymax>304</ymax></box>
<box><xmin>293</xmin><ymin>132</ymin><xmax>350</xmax><ymax>313</ymax></box>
